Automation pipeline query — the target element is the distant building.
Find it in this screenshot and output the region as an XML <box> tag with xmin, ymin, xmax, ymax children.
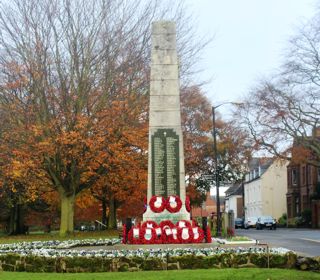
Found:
<box><xmin>225</xmin><ymin>183</ymin><xmax>244</xmax><ymax>218</ymax></box>
<box><xmin>244</xmin><ymin>158</ymin><xmax>288</xmax><ymax>220</ymax></box>
<box><xmin>286</xmin><ymin>128</ymin><xmax>320</xmax><ymax>228</ymax></box>
<box><xmin>191</xmin><ymin>192</ymin><xmax>225</xmax><ymax>218</ymax></box>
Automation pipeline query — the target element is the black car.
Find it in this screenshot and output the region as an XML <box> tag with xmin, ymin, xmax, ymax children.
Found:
<box><xmin>234</xmin><ymin>218</ymin><xmax>244</xmax><ymax>229</ymax></box>
<box><xmin>256</xmin><ymin>216</ymin><xmax>277</xmax><ymax>230</ymax></box>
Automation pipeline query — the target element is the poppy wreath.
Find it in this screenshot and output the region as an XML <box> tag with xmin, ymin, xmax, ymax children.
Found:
<box><xmin>177</xmin><ymin>226</ymin><xmax>194</xmax><ymax>243</ymax></box>
<box><xmin>159</xmin><ymin>220</ymin><xmax>175</xmax><ymax>230</ymax></box>
<box><xmin>164</xmin><ymin>227</ymin><xmax>180</xmax><ymax>244</ymax></box>
<box><xmin>185</xmin><ymin>196</ymin><xmax>191</xmax><ymax>212</ymax></box>
<box><xmin>192</xmin><ymin>227</ymin><xmax>205</xmax><ymax>243</ymax></box>
<box><xmin>127</xmin><ymin>227</ymin><xmax>141</xmax><ymax>244</ymax></box>
<box><xmin>139</xmin><ymin>227</ymin><xmax>158</xmax><ymax>244</ymax></box>
<box><xmin>149</xmin><ymin>196</ymin><xmax>166</xmax><ymax>213</ymax></box>
<box><xmin>166</xmin><ymin>195</ymin><xmax>182</xmax><ymax>213</ymax></box>
<box><xmin>141</xmin><ymin>220</ymin><xmax>158</xmax><ymax>229</ymax></box>
<box><xmin>176</xmin><ymin>219</ymin><xmax>191</xmax><ymax>228</ymax></box>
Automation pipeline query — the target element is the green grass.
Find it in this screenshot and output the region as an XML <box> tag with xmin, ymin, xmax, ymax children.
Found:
<box><xmin>227</xmin><ymin>236</ymin><xmax>252</xmax><ymax>241</ymax></box>
<box><xmin>0</xmin><ymin>230</ymin><xmax>119</xmax><ymax>244</ymax></box>
<box><xmin>0</xmin><ymin>269</ymin><xmax>319</xmax><ymax>280</ymax></box>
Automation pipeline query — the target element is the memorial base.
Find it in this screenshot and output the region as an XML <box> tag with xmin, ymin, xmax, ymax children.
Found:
<box><xmin>122</xmin><ymin>195</ymin><xmax>211</xmax><ymax>244</ymax></box>
<box><xmin>143</xmin><ymin>207</ymin><xmax>190</xmax><ymax>224</ymax></box>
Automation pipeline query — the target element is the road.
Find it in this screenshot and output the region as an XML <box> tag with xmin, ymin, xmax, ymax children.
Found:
<box><xmin>236</xmin><ymin>228</ymin><xmax>320</xmax><ymax>257</ymax></box>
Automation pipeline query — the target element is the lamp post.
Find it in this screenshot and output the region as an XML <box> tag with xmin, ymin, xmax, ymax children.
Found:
<box><xmin>212</xmin><ymin>102</ymin><xmax>242</xmax><ymax>237</ymax></box>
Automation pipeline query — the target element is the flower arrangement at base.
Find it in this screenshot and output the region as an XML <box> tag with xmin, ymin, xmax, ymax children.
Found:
<box><xmin>127</xmin><ymin>227</ymin><xmax>141</xmax><ymax>244</ymax></box>
<box><xmin>176</xmin><ymin>220</ymin><xmax>191</xmax><ymax>228</ymax></box>
<box><xmin>177</xmin><ymin>226</ymin><xmax>194</xmax><ymax>243</ymax></box>
<box><xmin>149</xmin><ymin>196</ymin><xmax>166</xmax><ymax>213</ymax></box>
<box><xmin>192</xmin><ymin>227</ymin><xmax>205</xmax><ymax>243</ymax></box>
<box><xmin>139</xmin><ymin>227</ymin><xmax>159</xmax><ymax>244</ymax></box>
<box><xmin>141</xmin><ymin>220</ymin><xmax>158</xmax><ymax>229</ymax></box>
<box><xmin>164</xmin><ymin>227</ymin><xmax>180</xmax><ymax>244</ymax></box>
<box><xmin>185</xmin><ymin>196</ymin><xmax>191</xmax><ymax>212</ymax></box>
<box><xmin>166</xmin><ymin>195</ymin><xmax>182</xmax><ymax>213</ymax></box>
<box><xmin>159</xmin><ymin>220</ymin><xmax>175</xmax><ymax>230</ymax></box>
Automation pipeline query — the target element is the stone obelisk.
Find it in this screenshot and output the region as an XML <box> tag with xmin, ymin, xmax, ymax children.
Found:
<box><xmin>143</xmin><ymin>21</ymin><xmax>190</xmax><ymax>223</ymax></box>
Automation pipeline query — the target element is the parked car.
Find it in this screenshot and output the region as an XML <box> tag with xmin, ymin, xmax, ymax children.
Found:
<box><xmin>80</xmin><ymin>225</ymin><xmax>88</xmax><ymax>231</ymax></box>
<box><xmin>256</xmin><ymin>216</ymin><xmax>277</xmax><ymax>230</ymax></box>
<box><xmin>244</xmin><ymin>216</ymin><xmax>258</xmax><ymax>229</ymax></box>
<box><xmin>234</xmin><ymin>218</ymin><xmax>244</xmax><ymax>229</ymax></box>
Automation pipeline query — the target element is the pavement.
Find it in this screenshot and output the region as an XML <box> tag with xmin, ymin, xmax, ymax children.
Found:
<box><xmin>236</xmin><ymin>228</ymin><xmax>320</xmax><ymax>257</ymax></box>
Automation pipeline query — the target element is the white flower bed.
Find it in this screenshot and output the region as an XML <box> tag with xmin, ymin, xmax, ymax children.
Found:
<box><xmin>0</xmin><ymin>238</ymin><xmax>292</xmax><ymax>258</ymax></box>
<box><xmin>0</xmin><ymin>238</ymin><xmax>120</xmax><ymax>251</ymax></box>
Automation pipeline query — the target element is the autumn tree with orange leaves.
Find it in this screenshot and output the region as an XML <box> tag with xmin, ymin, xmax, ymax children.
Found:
<box><xmin>0</xmin><ymin>0</ymin><xmax>210</xmax><ymax>235</ymax></box>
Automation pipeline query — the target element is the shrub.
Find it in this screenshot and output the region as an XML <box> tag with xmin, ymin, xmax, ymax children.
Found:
<box><xmin>278</xmin><ymin>213</ymin><xmax>287</xmax><ymax>226</ymax></box>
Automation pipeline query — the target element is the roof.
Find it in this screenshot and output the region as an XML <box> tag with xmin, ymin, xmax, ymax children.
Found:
<box><xmin>248</xmin><ymin>157</ymin><xmax>274</xmax><ymax>171</ymax></box>
<box><xmin>244</xmin><ymin>157</ymin><xmax>274</xmax><ymax>184</ymax></box>
<box><xmin>225</xmin><ymin>183</ymin><xmax>243</xmax><ymax>197</ymax></box>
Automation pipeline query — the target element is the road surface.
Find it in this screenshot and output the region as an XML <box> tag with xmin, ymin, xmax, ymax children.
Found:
<box><xmin>236</xmin><ymin>228</ymin><xmax>320</xmax><ymax>257</ymax></box>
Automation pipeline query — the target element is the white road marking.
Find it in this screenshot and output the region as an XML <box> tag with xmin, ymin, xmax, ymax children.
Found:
<box><xmin>300</xmin><ymin>238</ymin><xmax>320</xmax><ymax>243</ymax></box>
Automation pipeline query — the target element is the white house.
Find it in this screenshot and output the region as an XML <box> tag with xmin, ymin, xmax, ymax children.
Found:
<box><xmin>244</xmin><ymin>158</ymin><xmax>288</xmax><ymax>220</ymax></box>
<box><xmin>224</xmin><ymin>183</ymin><xmax>243</xmax><ymax>218</ymax></box>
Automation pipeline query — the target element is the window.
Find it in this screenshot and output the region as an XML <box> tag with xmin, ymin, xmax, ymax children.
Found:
<box><xmin>292</xmin><ymin>169</ymin><xmax>298</xmax><ymax>186</ymax></box>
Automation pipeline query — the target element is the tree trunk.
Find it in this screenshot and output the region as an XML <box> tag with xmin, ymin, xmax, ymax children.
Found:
<box><xmin>7</xmin><ymin>206</ymin><xmax>15</xmax><ymax>235</ymax></box>
<box><xmin>60</xmin><ymin>193</ymin><xmax>75</xmax><ymax>237</ymax></box>
<box><xmin>15</xmin><ymin>204</ymin><xmax>25</xmax><ymax>234</ymax></box>
<box><xmin>108</xmin><ymin>194</ymin><xmax>117</xmax><ymax>229</ymax></box>
<box><xmin>101</xmin><ymin>199</ymin><xmax>107</xmax><ymax>230</ymax></box>
<box><xmin>6</xmin><ymin>204</ymin><xmax>26</xmax><ymax>235</ymax></box>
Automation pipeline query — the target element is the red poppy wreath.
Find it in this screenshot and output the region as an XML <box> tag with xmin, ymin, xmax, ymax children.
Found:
<box><xmin>149</xmin><ymin>196</ymin><xmax>166</xmax><ymax>213</ymax></box>
<box><xmin>166</xmin><ymin>195</ymin><xmax>182</xmax><ymax>213</ymax></box>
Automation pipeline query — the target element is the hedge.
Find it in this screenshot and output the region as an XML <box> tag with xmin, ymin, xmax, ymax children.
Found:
<box><xmin>0</xmin><ymin>251</ymin><xmax>309</xmax><ymax>273</ymax></box>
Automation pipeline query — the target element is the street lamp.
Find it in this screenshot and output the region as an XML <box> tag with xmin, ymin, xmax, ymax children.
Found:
<box><xmin>212</xmin><ymin>102</ymin><xmax>242</xmax><ymax>237</ymax></box>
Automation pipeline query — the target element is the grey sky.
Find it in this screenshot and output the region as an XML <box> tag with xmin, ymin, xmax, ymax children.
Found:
<box><xmin>185</xmin><ymin>0</ymin><xmax>318</xmax><ymax>110</ymax></box>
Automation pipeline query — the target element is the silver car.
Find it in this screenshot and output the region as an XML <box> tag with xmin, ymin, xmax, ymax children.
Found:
<box><xmin>244</xmin><ymin>216</ymin><xmax>258</xmax><ymax>229</ymax></box>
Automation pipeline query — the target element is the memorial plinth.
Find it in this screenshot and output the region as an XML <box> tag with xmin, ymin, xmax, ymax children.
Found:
<box><xmin>143</xmin><ymin>21</ymin><xmax>190</xmax><ymax>223</ymax></box>
<box><xmin>124</xmin><ymin>21</ymin><xmax>210</xmax><ymax>245</ymax></box>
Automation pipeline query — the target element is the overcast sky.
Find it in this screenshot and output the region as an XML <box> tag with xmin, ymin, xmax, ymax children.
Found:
<box><xmin>185</xmin><ymin>0</ymin><xmax>318</xmax><ymax>111</ymax></box>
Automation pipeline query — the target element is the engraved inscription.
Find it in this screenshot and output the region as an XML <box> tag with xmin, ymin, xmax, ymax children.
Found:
<box><xmin>153</xmin><ymin>137</ymin><xmax>165</xmax><ymax>195</ymax></box>
<box><xmin>166</xmin><ymin>136</ymin><xmax>177</xmax><ymax>195</ymax></box>
<box><xmin>151</xmin><ymin>129</ymin><xmax>179</xmax><ymax>196</ymax></box>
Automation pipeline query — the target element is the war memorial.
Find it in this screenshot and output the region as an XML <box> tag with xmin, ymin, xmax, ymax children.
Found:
<box><xmin>123</xmin><ymin>21</ymin><xmax>210</xmax><ymax>244</ymax></box>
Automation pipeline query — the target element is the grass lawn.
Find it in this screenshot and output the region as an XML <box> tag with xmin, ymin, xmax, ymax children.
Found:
<box><xmin>227</xmin><ymin>236</ymin><xmax>252</xmax><ymax>242</ymax></box>
<box><xmin>0</xmin><ymin>269</ymin><xmax>319</xmax><ymax>280</ymax></box>
<box><xmin>0</xmin><ymin>230</ymin><xmax>119</xmax><ymax>244</ymax></box>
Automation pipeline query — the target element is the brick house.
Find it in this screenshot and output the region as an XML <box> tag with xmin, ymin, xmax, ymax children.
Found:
<box><xmin>286</xmin><ymin>130</ymin><xmax>320</xmax><ymax>228</ymax></box>
<box><xmin>191</xmin><ymin>192</ymin><xmax>225</xmax><ymax>218</ymax></box>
